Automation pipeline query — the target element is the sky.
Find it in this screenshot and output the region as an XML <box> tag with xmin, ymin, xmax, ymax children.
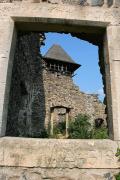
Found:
<box><xmin>41</xmin><ymin>32</ymin><xmax>105</xmax><ymax>101</ymax></box>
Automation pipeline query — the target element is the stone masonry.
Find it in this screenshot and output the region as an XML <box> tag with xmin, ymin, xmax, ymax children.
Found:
<box><xmin>0</xmin><ymin>0</ymin><xmax>118</xmax><ymax>7</ymax></box>
<box><xmin>42</xmin><ymin>46</ymin><xmax>106</xmax><ymax>128</ymax></box>
<box><xmin>6</xmin><ymin>32</ymin><xmax>46</xmax><ymax>137</ymax></box>
<box><xmin>6</xmin><ymin>32</ymin><xmax>106</xmax><ymax>137</ymax></box>
<box><xmin>0</xmin><ymin>137</ymin><xmax>119</xmax><ymax>180</ymax></box>
<box><xmin>0</xmin><ymin>0</ymin><xmax>120</xmax><ymax>179</ymax></box>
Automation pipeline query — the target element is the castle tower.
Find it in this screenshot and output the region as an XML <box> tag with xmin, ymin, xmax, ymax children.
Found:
<box><xmin>43</xmin><ymin>44</ymin><xmax>81</xmax><ymax>76</ymax></box>
<box><xmin>43</xmin><ymin>44</ymin><xmax>81</xmax><ymax>137</ymax></box>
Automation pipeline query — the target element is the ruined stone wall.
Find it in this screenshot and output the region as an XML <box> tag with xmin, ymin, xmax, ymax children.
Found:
<box><xmin>6</xmin><ymin>30</ymin><xmax>106</xmax><ymax>137</ymax></box>
<box><xmin>6</xmin><ymin>32</ymin><xmax>46</xmax><ymax>137</ymax></box>
<box><xmin>43</xmin><ymin>69</ymin><xmax>106</xmax><ymax>127</ymax></box>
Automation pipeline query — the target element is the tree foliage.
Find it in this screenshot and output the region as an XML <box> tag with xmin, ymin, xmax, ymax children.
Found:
<box><xmin>92</xmin><ymin>127</ymin><xmax>108</xmax><ymax>139</ymax></box>
<box><xmin>115</xmin><ymin>173</ymin><xmax>120</xmax><ymax>180</ymax></box>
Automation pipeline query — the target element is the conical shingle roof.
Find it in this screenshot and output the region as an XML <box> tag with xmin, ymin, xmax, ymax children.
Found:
<box><xmin>44</xmin><ymin>44</ymin><xmax>78</xmax><ymax>65</ymax></box>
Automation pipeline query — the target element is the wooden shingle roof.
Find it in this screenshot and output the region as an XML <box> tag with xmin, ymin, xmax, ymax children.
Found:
<box><xmin>43</xmin><ymin>44</ymin><xmax>81</xmax><ymax>72</ymax></box>
<box><xmin>44</xmin><ymin>44</ymin><xmax>79</xmax><ymax>65</ymax></box>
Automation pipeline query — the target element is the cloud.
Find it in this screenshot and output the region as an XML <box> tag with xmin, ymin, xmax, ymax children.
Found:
<box><xmin>96</xmin><ymin>88</ymin><xmax>105</xmax><ymax>101</ymax></box>
<box><xmin>97</xmin><ymin>88</ymin><xmax>104</xmax><ymax>96</ymax></box>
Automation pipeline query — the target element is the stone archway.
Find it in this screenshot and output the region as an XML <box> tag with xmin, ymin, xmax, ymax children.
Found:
<box><xmin>50</xmin><ymin>106</ymin><xmax>70</xmax><ymax>138</ymax></box>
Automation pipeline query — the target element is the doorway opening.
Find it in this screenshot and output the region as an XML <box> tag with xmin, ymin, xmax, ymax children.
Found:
<box><xmin>50</xmin><ymin>106</ymin><xmax>70</xmax><ymax>138</ymax></box>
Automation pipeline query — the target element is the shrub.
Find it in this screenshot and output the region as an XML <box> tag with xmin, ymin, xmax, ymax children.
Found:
<box><xmin>57</xmin><ymin>121</ymin><xmax>66</xmax><ymax>134</ymax></box>
<box><xmin>68</xmin><ymin>114</ymin><xmax>108</xmax><ymax>139</ymax></box>
<box><xmin>115</xmin><ymin>173</ymin><xmax>120</xmax><ymax>180</ymax></box>
<box><xmin>68</xmin><ymin>114</ymin><xmax>92</xmax><ymax>139</ymax></box>
<box><xmin>115</xmin><ymin>148</ymin><xmax>120</xmax><ymax>180</ymax></box>
<box><xmin>48</xmin><ymin>114</ymin><xmax>109</xmax><ymax>139</ymax></box>
<box><xmin>116</xmin><ymin>148</ymin><xmax>120</xmax><ymax>161</ymax></box>
<box><xmin>50</xmin><ymin>121</ymin><xmax>66</xmax><ymax>138</ymax></box>
<box><xmin>92</xmin><ymin>126</ymin><xmax>108</xmax><ymax>139</ymax></box>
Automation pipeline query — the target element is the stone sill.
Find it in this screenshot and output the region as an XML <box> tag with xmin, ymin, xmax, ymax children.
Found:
<box><xmin>0</xmin><ymin>137</ymin><xmax>120</xmax><ymax>169</ymax></box>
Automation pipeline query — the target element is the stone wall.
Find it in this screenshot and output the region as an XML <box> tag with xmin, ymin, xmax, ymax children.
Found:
<box><xmin>0</xmin><ymin>0</ymin><xmax>120</xmax><ymax>178</ymax></box>
<box><xmin>0</xmin><ymin>0</ymin><xmax>116</xmax><ymax>7</ymax></box>
<box><xmin>6</xmin><ymin>31</ymin><xmax>106</xmax><ymax>137</ymax></box>
<box><xmin>0</xmin><ymin>137</ymin><xmax>119</xmax><ymax>180</ymax></box>
<box><xmin>0</xmin><ymin>0</ymin><xmax>119</xmax><ymax>8</ymax></box>
<box><xmin>6</xmin><ymin>32</ymin><xmax>46</xmax><ymax>137</ymax></box>
<box><xmin>43</xmin><ymin>69</ymin><xmax>106</xmax><ymax>128</ymax></box>
<box><xmin>0</xmin><ymin>167</ymin><xmax>119</xmax><ymax>180</ymax></box>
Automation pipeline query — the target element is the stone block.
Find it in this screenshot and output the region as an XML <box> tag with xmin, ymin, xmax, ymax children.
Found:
<box><xmin>0</xmin><ymin>138</ymin><xmax>119</xmax><ymax>169</ymax></box>
<box><xmin>113</xmin><ymin>0</ymin><xmax>120</xmax><ymax>7</ymax></box>
<box><xmin>88</xmin><ymin>0</ymin><xmax>104</xmax><ymax>6</ymax></box>
<box><xmin>107</xmin><ymin>0</ymin><xmax>113</xmax><ymax>6</ymax></box>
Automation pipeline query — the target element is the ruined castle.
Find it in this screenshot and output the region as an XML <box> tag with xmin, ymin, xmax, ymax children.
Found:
<box><xmin>0</xmin><ymin>0</ymin><xmax>120</xmax><ymax>179</ymax></box>
<box><xmin>43</xmin><ymin>44</ymin><xmax>106</xmax><ymax>135</ymax></box>
<box><xmin>5</xmin><ymin>32</ymin><xmax>106</xmax><ymax>137</ymax></box>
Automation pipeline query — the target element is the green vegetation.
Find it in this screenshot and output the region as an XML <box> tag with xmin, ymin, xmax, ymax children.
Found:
<box><xmin>115</xmin><ymin>173</ymin><xmax>120</xmax><ymax>180</ymax></box>
<box><xmin>68</xmin><ymin>114</ymin><xmax>92</xmax><ymax>139</ymax></box>
<box><xmin>68</xmin><ymin>114</ymin><xmax>108</xmax><ymax>139</ymax></box>
<box><xmin>48</xmin><ymin>114</ymin><xmax>109</xmax><ymax>139</ymax></box>
<box><xmin>92</xmin><ymin>127</ymin><xmax>108</xmax><ymax>139</ymax></box>
<box><xmin>34</xmin><ymin>114</ymin><xmax>108</xmax><ymax>139</ymax></box>
<box><xmin>115</xmin><ymin>148</ymin><xmax>120</xmax><ymax>179</ymax></box>
<box><xmin>116</xmin><ymin>148</ymin><xmax>120</xmax><ymax>161</ymax></box>
<box><xmin>51</xmin><ymin>121</ymin><xmax>66</xmax><ymax>138</ymax></box>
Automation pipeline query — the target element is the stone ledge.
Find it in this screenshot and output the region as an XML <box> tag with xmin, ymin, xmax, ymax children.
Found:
<box><xmin>0</xmin><ymin>167</ymin><xmax>120</xmax><ymax>180</ymax></box>
<box><xmin>0</xmin><ymin>137</ymin><xmax>120</xmax><ymax>169</ymax></box>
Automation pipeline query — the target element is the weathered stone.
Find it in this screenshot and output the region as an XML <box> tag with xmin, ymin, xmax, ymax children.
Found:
<box><xmin>89</xmin><ymin>0</ymin><xmax>104</xmax><ymax>6</ymax></box>
<box><xmin>0</xmin><ymin>138</ymin><xmax>119</xmax><ymax>179</ymax></box>
<box><xmin>0</xmin><ymin>0</ymin><xmax>116</xmax><ymax>7</ymax></box>
<box><xmin>107</xmin><ymin>0</ymin><xmax>113</xmax><ymax>6</ymax></box>
<box><xmin>0</xmin><ymin>137</ymin><xmax>119</xmax><ymax>168</ymax></box>
<box><xmin>0</xmin><ymin>167</ymin><xmax>119</xmax><ymax>180</ymax></box>
<box><xmin>6</xmin><ymin>32</ymin><xmax>46</xmax><ymax>137</ymax></box>
<box><xmin>0</xmin><ymin>0</ymin><xmax>120</xmax><ymax>179</ymax></box>
<box><xmin>5</xmin><ymin>32</ymin><xmax>106</xmax><ymax>137</ymax></box>
<box><xmin>113</xmin><ymin>0</ymin><xmax>120</xmax><ymax>7</ymax></box>
<box><xmin>43</xmin><ymin>62</ymin><xmax>106</xmax><ymax>128</ymax></box>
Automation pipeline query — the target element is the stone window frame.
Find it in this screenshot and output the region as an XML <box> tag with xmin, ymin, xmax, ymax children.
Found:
<box><xmin>1</xmin><ymin>16</ymin><xmax>119</xmax><ymax>140</ymax></box>
<box><xmin>50</xmin><ymin>106</ymin><xmax>70</xmax><ymax>137</ymax></box>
